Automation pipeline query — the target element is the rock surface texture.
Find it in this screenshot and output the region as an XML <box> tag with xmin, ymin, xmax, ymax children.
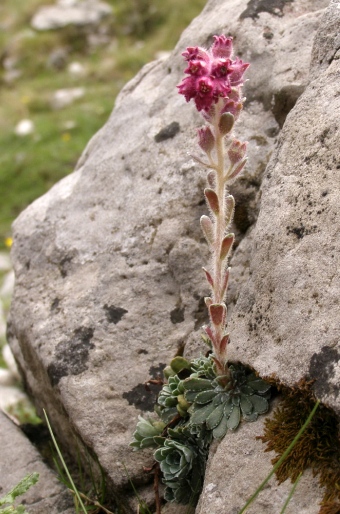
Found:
<box><xmin>8</xmin><ymin>0</ymin><xmax>337</xmax><ymax>512</ymax></box>
<box><xmin>0</xmin><ymin>412</ymin><xmax>74</xmax><ymax>513</ymax></box>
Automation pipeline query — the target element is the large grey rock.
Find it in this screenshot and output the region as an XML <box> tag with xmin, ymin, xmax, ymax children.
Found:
<box><xmin>8</xmin><ymin>0</ymin><xmax>333</xmax><ymax>512</ymax></box>
<box><xmin>228</xmin><ymin>0</ymin><xmax>340</xmax><ymax>412</ymax></box>
<box><xmin>0</xmin><ymin>411</ymin><xmax>74</xmax><ymax>513</ymax></box>
<box><xmin>201</xmin><ymin>2</ymin><xmax>340</xmax><ymax>512</ymax></box>
<box><xmin>197</xmin><ymin>403</ymin><xmax>321</xmax><ymax>514</ymax></box>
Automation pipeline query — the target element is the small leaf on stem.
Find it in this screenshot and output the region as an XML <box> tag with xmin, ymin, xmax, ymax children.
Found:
<box><xmin>228</xmin><ymin>158</ymin><xmax>247</xmax><ymax>180</ymax></box>
<box><xmin>200</xmin><ymin>215</ymin><xmax>214</xmax><ymax>246</ymax></box>
<box><xmin>220</xmin><ymin>234</ymin><xmax>235</xmax><ymax>261</ymax></box>
<box><xmin>204</xmin><ymin>325</ymin><xmax>216</xmax><ymax>345</ymax></box>
<box><xmin>204</xmin><ymin>188</ymin><xmax>219</xmax><ymax>215</ymax></box>
<box><xmin>202</xmin><ymin>267</ymin><xmax>214</xmax><ymax>288</ymax></box>
<box><xmin>209</xmin><ymin>303</ymin><xmax>227</xmax><ymax>326</ymax></box>
<box><xmin>220</xmin><ymin>267</ymin><xmax>230</xmax><ymax>300</ymax></box>
<box><xmin>204</xmin><ymin>296</ymin><xmax>213</xmax><ymax>308</ymax></box>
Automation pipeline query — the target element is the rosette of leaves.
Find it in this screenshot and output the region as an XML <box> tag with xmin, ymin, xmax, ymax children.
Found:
<box><xmin>190</xmin><ymin>355</ymin><xmax>217</xmax><ymax>379</ymax></box>
<box><xmin>184</xmin><ymin>363</ymin><xmax>271</xmax><ymax>439</ymax></box>
<box><xmin>157</xmin><ymin>357</ymin><xmax>193</xmax><ymax>422</ymax></box>
<box><xmin>130</xmin><ymin>416</ymin><xmax>165</xmax><ymax>450</ymax></box>
<box><xmin>154</xmin><ymin>425</ymin><xmax>210</xmax><ymax>505</ymax></box>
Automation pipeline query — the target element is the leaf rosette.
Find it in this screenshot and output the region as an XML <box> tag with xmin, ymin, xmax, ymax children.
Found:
<box><xmin>154</xmin><ymin>427</ymin><xmax>208</xmax><ymax>505</ymax></box>
<box><xmin>184</xmin><ymin>362</ymin><xmax>271</xmax><ymax>439</ymax></box>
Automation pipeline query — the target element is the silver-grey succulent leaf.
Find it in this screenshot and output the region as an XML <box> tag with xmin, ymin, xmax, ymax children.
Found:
<box><xmin>130</xmin><ymin>416</ymin><xmax>166</xmax><ymax>450</ymax></box>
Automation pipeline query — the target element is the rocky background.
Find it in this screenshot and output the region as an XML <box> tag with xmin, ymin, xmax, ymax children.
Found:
<box><xmin>5</xmin><ymin>0</ymin><xmax>340</xmax><ymax>513</ymax></box>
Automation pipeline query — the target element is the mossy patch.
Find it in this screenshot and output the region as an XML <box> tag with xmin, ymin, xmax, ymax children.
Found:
<box><xmin>259</xmin><ymin>379</ymin><xmax>340</xmax><ymax>512</ymax></box>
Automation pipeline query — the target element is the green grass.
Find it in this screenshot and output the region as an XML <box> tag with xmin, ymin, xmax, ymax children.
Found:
<box><xmin>0</xmin><ymin>0</ymin><xmax>207</xmax><ymax>249</ymax></box>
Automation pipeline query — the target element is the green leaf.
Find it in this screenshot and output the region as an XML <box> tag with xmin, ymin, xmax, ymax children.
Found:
<box><xmin>240</xmin><ymin>385</ymin><xmax>254</xmax><ymax>396</ymax></box>
<box><xmin>212</xmin><ymin>415</ymin><xmax>229</xmax><ymax>439</ymax></box>
<box><xmin>248</xmin><ymin>378</ymin><xmax>271</xmax><ymax>394</ymax></box>
<box><xmin>206</xmin><ymin>403</ymin><xmax>224</xmax><ymax>430</ymax></box>
<box><xmin>232</xmin><ymin>394</ymin><xmax>240</xmax><ymax>407</ymax></box>
<box><xmin>195</xmin><ymin>390</ymin><xmax>216</xmax><ymax>405</ymax></box>
<box><xmin>0</xmin><ymin>474</ymin><xmax>39</xmax><ymax>507</ymax></box>
<box><xmin>183</xmin><ymin>378</ymin><xmax>214</xmax><ymax>392</ymax></box>
<box><xmin>223</xmin><ymin>398</ymin><xmax>233</xmax><ymax>419</ymax></box>
<box><xmin>250</xmin><ymin>395</ymin><xmax>269</xmax><ymax>414</ymax></box>
<box><xmin>170</xmin><ymin>357</ymin><xmax>191</xmax><ymax>373</ymax></box>
<box><xmin>240</xmin><ymin>395</ymin><xmax>253</xmax><ymax>416</ymax></box>
<box><xmin>212</xmin><ymin>392</ymin><xmax>225</xmax><ymax>407</ymax></box>
<box><xmin>227</xmin><ymin>405</ymin><xmax>240</xmax><ymax>430</ymax></box>
<box><xmin>185</xmin><ymin>390</ymin><xmax>199</xmax><ymax>403</ymax></box>
<box><xmin>190</xmin><ymin>402</ymin><xmax>215</xmax><ymax>425</ymax></box>
<box><xmin>243</xmin><ymin>412</ymin><xmax>258</xmax><ymax>422</ymax></box>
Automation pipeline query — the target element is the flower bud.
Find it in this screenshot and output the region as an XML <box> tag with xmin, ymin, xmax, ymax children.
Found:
<box><xmin>228</xmin><ymin>139</ymin><xmax>247</xmax><ymax>165</ymax></box>
<box><xmin>198</xmin><ymin>126</ymin><xmax>215</xmax><ymax>154</ymax></box>
<box><xmin>218</xmin><ymin>112</ymin><xmax>234</xmax><ymax>135</ymax></box>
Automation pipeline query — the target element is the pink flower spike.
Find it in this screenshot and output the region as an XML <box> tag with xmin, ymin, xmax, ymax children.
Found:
<box><xmin>211</xmin><ymin>35</ymin><xmax>233</xmax><ymax>59</ymax></box>
<box><xmin>184</xmin><ymin>59</ymin><xmax>208</xmax><ymax>76</ymax></box>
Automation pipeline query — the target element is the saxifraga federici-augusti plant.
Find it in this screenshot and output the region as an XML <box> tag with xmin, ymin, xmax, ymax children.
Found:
<box><xmin>130</xmin><ymin>35</ymin><xmax>271</xmax><ymax>507</ymax></box>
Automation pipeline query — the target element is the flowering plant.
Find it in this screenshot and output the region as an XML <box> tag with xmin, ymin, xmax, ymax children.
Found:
<box><xmin>178</xmin><ymin>35</ymin><xmax>249</xmax><ymax>379</ymax></box>
<box><xmin>130</xmin><ymin>36</ymin><xmax>270</xmax><ymax>509</ymax></box>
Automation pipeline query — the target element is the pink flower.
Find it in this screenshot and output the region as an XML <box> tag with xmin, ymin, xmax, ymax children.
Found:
<box><xmin>211</xmin><ymin>35</ymin><xmax>233</xmax><ymax>58</ymax></box>
<box><xmin>177</xmin><ymin>35</ymin><xmax>249</xmax><ymax>112</ymax></box>
<box><xmin>228</xmin><ymin>139</ymin><xmax>247</xmax><ymax>164</ymax></box>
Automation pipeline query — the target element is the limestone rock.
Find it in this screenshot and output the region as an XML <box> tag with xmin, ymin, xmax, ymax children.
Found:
<box><xmin>0</xmin><ymin>411</ymin><xmax>74</xmax><ymax>513</ymax></box>
<box><xmin>8</xmin><ymin>0</ymin><xmax>332</xmax><ymax>512</ymax></box>
<box><xmin>197</xmin><ymin>400</ymin><xmax>322</xmax><ymax>514</ymax></box>
<box><xmin>228</xmin><ymin>0</ymin><xmax>340</xmax><ymax>414</ymax></box>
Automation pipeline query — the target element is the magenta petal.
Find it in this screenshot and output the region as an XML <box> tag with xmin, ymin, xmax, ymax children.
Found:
<box><xmin>182</xmin><ymin>46</ymin><xmax>210</xmax><ymax>64</ymax></box>
<box><xmin>211</xmin><ymin>35</ymin><xmax>233</xmax><ymax>59</ymax></box>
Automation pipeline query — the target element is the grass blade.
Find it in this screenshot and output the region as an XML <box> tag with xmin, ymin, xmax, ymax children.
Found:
<box><xmin>280</xmin><ymin>472</ymin><xmax>302</xmax><ymax>514</ymax></box>
<box><xmin>238</xmin><ymin>400</ymin><xmax>320</xmax><ymax>514</ymax></box>
<box><xmin>43</xmin><ymin>409</ymin><xmax>88</xmax><ymax>514</ymax></box>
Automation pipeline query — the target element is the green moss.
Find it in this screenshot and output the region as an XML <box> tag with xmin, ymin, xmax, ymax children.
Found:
<box><xmin>259</xmin><ymin>379</ymin><xmax>340</xmax><ymax>509</ymax></box>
